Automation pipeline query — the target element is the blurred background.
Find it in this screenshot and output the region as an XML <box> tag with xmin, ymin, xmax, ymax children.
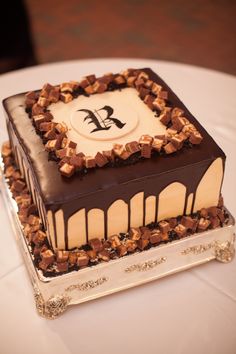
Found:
<box><xmin>1</xmin><ymin>0</ymin><xmax>236</xmax><ymax>75</ymax></box>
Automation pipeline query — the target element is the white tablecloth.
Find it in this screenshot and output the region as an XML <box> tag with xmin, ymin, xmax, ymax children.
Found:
<box><xmin>0</xmin><ymin>59</ymin><xmax>236</xmax><ymax>354</ymax></box>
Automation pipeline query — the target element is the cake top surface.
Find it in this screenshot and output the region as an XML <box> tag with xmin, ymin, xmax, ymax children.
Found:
<box><xmin>3</xmin><ymin>68</ymin><xmax>225</xmax><ymax>205</ymax></box>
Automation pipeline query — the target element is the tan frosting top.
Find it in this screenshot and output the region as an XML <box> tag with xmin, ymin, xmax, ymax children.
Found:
<box><xmin>49</xmin><ymin>88</ymin><xmax>166</xmax><ymax>155</ymax></box>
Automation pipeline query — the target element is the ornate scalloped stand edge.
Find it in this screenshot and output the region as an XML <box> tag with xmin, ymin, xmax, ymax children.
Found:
<box><xmin>0</xmin><ymin>159</ymin><xmax>235</xmax><ymax>319</ymax></box>
<box><xmin>33</xmin><ymin>277</ymin><xmax>109</xmax><ymax>319</ymax></box>
<box><xmin>181</xmin><ymin>239</ymin><xmax>235</xmax><ymax>262</ymax></box>
<box><xmin>32</xmin><ymin>238</ymin><xmax>235</xmax><ymax>319</ymax></box>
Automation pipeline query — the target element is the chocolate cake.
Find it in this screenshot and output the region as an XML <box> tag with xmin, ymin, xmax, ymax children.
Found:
<box><xmin>2</xmin><ymin>68</ymin><xmax>226</xmax><ymax>275</ymax></box>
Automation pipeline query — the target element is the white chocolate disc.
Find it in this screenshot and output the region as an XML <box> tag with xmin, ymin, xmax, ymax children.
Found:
<box><xmin>70</xmin><ymin>92</ymin><xmax>139</xmax><ymax>141</ymax></box>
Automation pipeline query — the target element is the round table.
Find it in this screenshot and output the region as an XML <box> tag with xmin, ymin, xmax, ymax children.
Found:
<box><xmin>0</xmin><ymin>59</ymin><xmax>236</xmax><ymax>354</ymax></box>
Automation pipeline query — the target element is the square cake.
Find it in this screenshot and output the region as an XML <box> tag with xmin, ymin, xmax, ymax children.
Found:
<box><xmin>2</xmin><ymin>68</ymin><xmax>226</xmax><ymax>274</ymax></box>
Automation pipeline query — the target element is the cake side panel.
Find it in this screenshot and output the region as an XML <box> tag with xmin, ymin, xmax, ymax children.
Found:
<box><xmin>4</xmin><ymin>115</ymin><xmax>52</xmax><ymax>245</ymax></box>
<box><xmin>46</xmin><ymin>156</ymin><xmax>224</xmax><ymax>250</ymax></box>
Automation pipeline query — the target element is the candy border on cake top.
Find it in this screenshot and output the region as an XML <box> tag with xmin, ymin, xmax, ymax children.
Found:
<box><xmin>24</xmin><ymin>68</ymin><xmax>203</xmax><ymax>178</ymax></box>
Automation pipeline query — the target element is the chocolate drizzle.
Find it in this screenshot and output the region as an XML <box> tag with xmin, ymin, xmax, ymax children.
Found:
<box><xmin>52</xmin><ymin>212</ymin><xmax>58</xmax><ymax>249</ymax></box>
<box><xmin>104</xmin><ymin>209</ymin><xmax>108</xmax><ymax>240</ymax></box>
<box><xmin>155</xmin><ymin>195</ymin><xmax>159</xmax><ymax>223</ymax></box>
<box><xmin>85</xmin><ymin>210</ymin><xmax>89</xmax><ymax>244</ymax></box>
<box><xmin>142</xmin><ymin>195</ymin><xmax>146</xmax><ymax>226</ymax></box>
<box><xmin>128</xmin><ymin>199</ymin><xmax>131</xmax><ymax>231</ymax></box>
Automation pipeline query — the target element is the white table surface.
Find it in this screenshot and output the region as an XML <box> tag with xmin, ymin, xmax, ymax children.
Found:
<box><xmin>0</xmin><ymin>59</ymin><xmax>236</xmax><ymax>354</ymax></box>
